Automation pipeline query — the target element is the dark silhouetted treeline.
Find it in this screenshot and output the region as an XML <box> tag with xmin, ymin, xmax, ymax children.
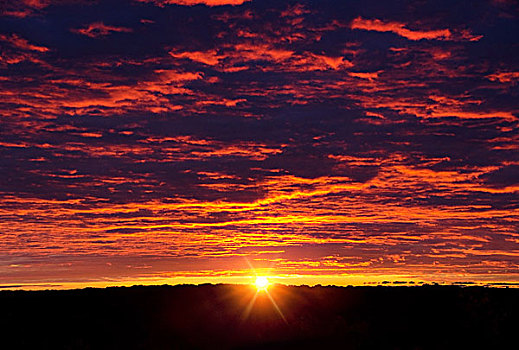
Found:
<box><xmin>1</xmin><ymin>284</ymin><xmax>517</xmax><ymax>349</ymax></box>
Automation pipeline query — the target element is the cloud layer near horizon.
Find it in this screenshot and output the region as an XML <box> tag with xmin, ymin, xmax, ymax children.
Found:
<box><xmin>1</xmin><ymin>0</ymin><xmax>518</xmax><ymax>287</ymax></box>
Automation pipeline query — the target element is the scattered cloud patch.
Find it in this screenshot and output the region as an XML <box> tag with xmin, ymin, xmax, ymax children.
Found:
<box><xmin>350</xmin><ymin>17</ymin><xmax>480</xmax><ymax>41</ymax></box>
<box><xmin>72</xmin><ymin>22</ymin><xmax>133</xmax><ymax>38</ymax></box>
<box><xmin>136</xmin><ymin>0</ymin><xmax>251</xmax><ymax>6</ymax></box>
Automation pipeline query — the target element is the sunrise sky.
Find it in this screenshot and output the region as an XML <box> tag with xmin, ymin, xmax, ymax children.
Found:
<box><xmin>1</xmin><ymin>0</ymin><xmax>518</xmax><ymax>289</ymax></box>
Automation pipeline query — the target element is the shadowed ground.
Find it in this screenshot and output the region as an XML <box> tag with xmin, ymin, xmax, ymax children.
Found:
<box><xmin>1</xmin><ymin>284</ymin><xmax>517</xmax><ymax>349</ymax></box>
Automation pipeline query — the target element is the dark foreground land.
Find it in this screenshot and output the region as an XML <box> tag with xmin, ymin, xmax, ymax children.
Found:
<box><xmin>1</xmin><ymin>284</ymin><xmax>518</xmax><ymax>349</ymax></box>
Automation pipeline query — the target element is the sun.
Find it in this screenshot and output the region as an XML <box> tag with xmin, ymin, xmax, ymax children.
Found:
<box><xmin>254</xmin><ymin>276</ymin><xmax>270</xmax><ymax>291</ymax></box>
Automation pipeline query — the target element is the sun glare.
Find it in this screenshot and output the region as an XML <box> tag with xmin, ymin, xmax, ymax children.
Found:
<box><xmin>254</xmin><ymin>276</ymin><xmax>270</xmax><ymax>291</ymax></box>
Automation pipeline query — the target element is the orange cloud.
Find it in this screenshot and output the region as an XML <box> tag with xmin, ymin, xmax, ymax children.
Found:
<box><xmin>72</xmin><ymin>22</ymin><xmax>133</xmax><ymax>38</ymax></box>
<box><xmin>349</xmin><ymin>71</ymin><xmax>381</xmax><ymax>81</ymax></box>
<box><xmin>137</xmin><ymin>0</ymin><xmax>251</xmax><ymax>6</ymax></box>
<box><xmin>169</xmin><ymin>49</ymin><xmax>223</xmax><ymax>65</ymax></box>
<box><xmin>487</xmin><ymin>71</ymin><xmax>519</xmax><ymax>83</ymax></box>
<box><xmin>0</xmin><ymin>34</ymin><xmax>49</xmax><ymax>52</ymax></box>
<box><xmin>350</xmin><ymin>17</ymin><xmax>452</xmax><ymax>41</ymax></box>
<box><xmin>1</xmin><ymin>0</ymin><xmax>50</xmax><ymax>17</ymax></box>
<box><xmin>168</xmin><ymin>45</ymin><xmax>353</xmax><ymax>74</ymax></box>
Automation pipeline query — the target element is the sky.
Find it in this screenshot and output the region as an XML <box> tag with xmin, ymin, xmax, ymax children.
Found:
<box><xmin>1</xmin><ymin>0</ymin><xmax>518</xmax><ymax>289</ymax></box>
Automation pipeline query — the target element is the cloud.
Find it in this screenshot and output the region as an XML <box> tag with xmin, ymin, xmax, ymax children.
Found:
<box><xmin>71</xmin><ymin>22</ymin><xmax>133</xmax><ymax>38</ymax></box>
<box><xmin>1</xmin><ymin>0</ymin><xmax>518</xmax><ymax>287</ymax></box>
<box><xmin>169</xmin><ymin>49</ymin><xmax>223</xmax><ymax>66</ymax></box>
<box><xmin>487</xmin><ymin>71</ymin><xmax>519</xmax><ymax>84</ymax></box>
<box><xmin>351</xmin><ymin>17</ymin><xmax>458</xmax><ymax>41</ymax></box>
<box><xmin>168</xmin><ymin>46</ymin><xmax>352</xmax><ymax>72</ymax></box>
<box><xmin>1</xmin><ymin>0</ymin><xmax>93</xmax><ymax>17</ymax></box>
<box><xmin>1</xmin><ymin>0</ymin><xmax>48</xmax><ymax>17</ymax></box>
<box><xmin>0</xmin><ymin>34</ymin><xmax>49</xmax><ymax>52</ymax></box>
<box><xmin>136</xmin><ymin>0</ymin><xmax>251</xmax><ymax>6</ymax></box>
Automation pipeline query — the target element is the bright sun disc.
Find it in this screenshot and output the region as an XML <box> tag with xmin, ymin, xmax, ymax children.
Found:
<box><xmin>255</xmin><ymin>276</ymin><xmax>270</xmax><ymax>291</ymax></box>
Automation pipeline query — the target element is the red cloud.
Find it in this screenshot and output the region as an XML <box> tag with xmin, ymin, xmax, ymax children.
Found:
<box><xmin>350</xmin><ymin>17</ymin><xmax>452</xmax><ymax>41</ymax></box>
<box><xmin>487</xmin><ymin>71</ymin><xmax>519</xmax><ymax>83</ymax></box>
<box><xmin>349</xmin><ymin>71</ymin><xmax>381</xmax><ymax>81</ymax></box>
<box><xmin>72</xmin><ymin>22</ymin><xmax>133</xmax><ymax>38</ymax></box>
<box><xmin>18</xmin><ymin>0</ymin><xmax>49</xmax><ymax>8</ymax></box>
<box><xmin>137</xmin><ymin>0</ymin><xmax>251</xmax><ymax>6</ymax></box>
<box><xmin>169</xmin><ymin>49</ymin><xmax>222</xmax><ymax>65</ymax></box>
<box><xmin>1</xmin><ymin>0</ymin><xmax>49</xmax><ymax>17</ymax></box>
<box><xmin>2</xmin><ymin>1</ymin><xmax>97</xmax><ymax>18</ymax></box>
<box><xmin>0</xmin><ymin>34</ymin><xmax>49</xmax><ymax>52</ymax></box>
<box><xmin>168</xmin><ymin>45</ymin><xmax>352</xmax><ymax>73</ymax></box>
